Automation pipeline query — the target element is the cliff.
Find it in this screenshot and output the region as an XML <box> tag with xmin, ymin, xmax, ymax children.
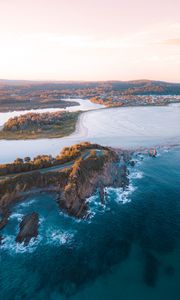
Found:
<box><xmin>0</xmin><ymin>169</ymin><xmax>70</xmax><ymax>211</ymax></box>
<box><xmin>0</xmin><ymin>143</ymin><xmax>130</xmax><ymax>231</ymax></box>
<box><xmin>59</xmin><ymin>149</ymin><xmax>129</xmax><ymax>217</ymax></box>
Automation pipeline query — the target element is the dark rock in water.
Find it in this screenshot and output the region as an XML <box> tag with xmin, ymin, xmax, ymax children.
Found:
<box><xmin>98</xmin><ymin>185</ymin><xmax>105</xmax><ymax>205</ymax></box>
<box><xmin>143</xmin><ymin>252</ymin><xmax>159</xmax><ymax>287</ymax></box>
<box><xmin>0</xmin><ymin>210</ymin><xmax>10</xmax><ymax>231</ymax></box>
<box><xmin>149</xmin><ymin>149</ymin><xmax>157</xmax><ymax>157</ymax></box>
<box><xmin>0</xmin><ymin>235</ymin><xmax>4</xmax><ymax>245</ymax></box>
<box><xmin>122</xmin><ymin>151</ymin><xmax>133</xmax><ymax>163</ymax></box>
<box><xmin>129</xmin><ymin>160</ymin><xmax>136</xmax><ymax>167</ymax></box>
<box><xmin>16</xmin><ymin>212</ymin><xmax>39</xmax><ymax>246</ymax></box>
<box><xmin>119</xmin><ymin>165</ymin><xmax>129</xmax><ymax>189</ymax></box>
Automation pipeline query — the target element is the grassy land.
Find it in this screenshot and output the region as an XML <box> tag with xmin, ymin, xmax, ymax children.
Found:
<box><xmin>0</xmin><ymin>99</ymin><xmax>79</xmax><ymax>112</ymax></box>
<box><xmin>0</xmin><ymin>112</ymin><xmax>80</xmax><ymax>140</ymax></box>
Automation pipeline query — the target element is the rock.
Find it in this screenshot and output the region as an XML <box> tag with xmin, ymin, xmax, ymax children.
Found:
<box><xmin>16</xmin><ymin>212</ymin><xmax>39</xmax><ymax>245</ymax></box>
<box><xmin>99</xmin><ymin>185</ymin><xmax>105</xmax><ymax>205</ymax></box>
<box><xmin>0</xmin><ymin>144</ymin><xmax>130</xmax><ymax>219</ymax></box>
<box><xmin>129</xmin><ymin>160</ymin><xmax>136</xmax><ymax>167</ymax></box>
<box><xmin>149</xmin><ymin>149</ymin><xmax>157</xmax><ymax>157</ymax></box>
<box><xmin>58</xmin><ymin>149</ymin><xmax>129</xmax><ymax>217</ymax></box>
<box><xmin>0</xmin><ymin>210</ymin><xmax>10</xmax><ymax>231</ymax></box>
<box><xmin>0</xmin><ymin>235</ymin><xmax>4</xmax><ymax>245</ymax></box>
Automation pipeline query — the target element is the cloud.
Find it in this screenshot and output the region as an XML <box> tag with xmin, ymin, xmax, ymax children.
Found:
<box><xmin>163</xmin><ymin>37</ymin><xmax>180</xmax><ymax>45</ymax></box>
<box><xmin>20</xmin><ymin>33</ymin><xmax>144</xmax><ymax>49</ymax></box>
<box><xmin>20</xmin><ymin>22</ymin><xmax>180</xmax><ymax>50</ymax></box>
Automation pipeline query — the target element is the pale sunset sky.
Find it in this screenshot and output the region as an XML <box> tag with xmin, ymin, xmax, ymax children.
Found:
<box><xmin>0</xmin><ymin>0</ymin><xmax>180</xmax><ymax>82</ymax></box>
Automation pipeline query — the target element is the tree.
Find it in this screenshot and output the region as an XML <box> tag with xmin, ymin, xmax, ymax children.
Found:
<box><xmin>14</xmin><ymin>158</ymin><xmax>24</xmax><ymax>164</ymax></box>
<box><xmin>90</xmin><ymin>150</ymin><xmax>96</xmax><ymax>157</ymax></box>
<box><xmin>24</xmin><ymin>157</ymin><xmax>31</xmax><ymax>163</ymax></box>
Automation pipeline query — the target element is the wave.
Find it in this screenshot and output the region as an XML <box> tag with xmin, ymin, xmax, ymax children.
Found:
<box><xmin>18</xmin><ymin>199</ymin><xmax>36</xmax><ymax>208</ymax></box>
<box><xmin>130</xmin><ymin>171</ymin><xmax>144</xmax><ymax>179</ymax></box>
<box><xmin>86</xmin><ymin>194</ymin><xmax>107</xmax><ymax>221</ymax></box>
<box><xmin>9</xmin><ymin>212</ymin><xmax>23</xmax><ymax>221</ymax></box>
<box><xmin>45</xmin><ymin>228</ymin><xmax>75</xmax><ymax>246</ymax></box>
<box><xmin>106</xmin><ymin>184</ymin><xmax>136</xmax><ymax>205</ymax></box>
<box><xmin>1</xmin><ymin>234</ymin><xmax>42</xmax><ymax>255</ymax></box>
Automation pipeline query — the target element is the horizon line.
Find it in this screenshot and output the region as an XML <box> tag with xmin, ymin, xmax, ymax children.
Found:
<box><xmin>0</xmin><ymin>78</ymin><xmax>180</xmax><ymax>85</ymax></box>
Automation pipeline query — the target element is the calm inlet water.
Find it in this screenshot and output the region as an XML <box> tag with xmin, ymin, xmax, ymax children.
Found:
<box><xmin>0</xmin><ymin>98</ymin><xmax>104</xmax><ymax>126</ymax></box>
<box><xmin>1</xmin><ymin>147</ymin><xmax>180</xmax><ymax>299</ymax></box>
<box><xmin>0</xmin><ymin>102</ymin><xmax>180</xmax><ymax>163</ymax></box>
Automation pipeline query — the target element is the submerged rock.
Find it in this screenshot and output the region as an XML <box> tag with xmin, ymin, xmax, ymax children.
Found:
<box><xmin>143</xmin><ymin>252</ymin><xmax>159</xmax><ymax>287</ymax></box>
<box><xmin>164</xmin><ymin>265</ymin><xmax>175</xmax><ymax>277</ymax></box>
<box><xmin>16</xmin><ymin>212</ymin><xmax>39</xmax><ymax>246</ymax></box>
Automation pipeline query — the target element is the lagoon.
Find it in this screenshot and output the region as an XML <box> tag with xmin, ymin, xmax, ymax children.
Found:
<box><xmin>0</xmin><ymin>101</ymin><xmax>180</xmax><ymax>163</ymax></box>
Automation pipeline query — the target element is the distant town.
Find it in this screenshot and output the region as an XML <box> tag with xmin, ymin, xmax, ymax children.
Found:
<box><xmin>0</xmin><ymin>79</ymin><xmax>180</xmax><ymax>111</ymax></box>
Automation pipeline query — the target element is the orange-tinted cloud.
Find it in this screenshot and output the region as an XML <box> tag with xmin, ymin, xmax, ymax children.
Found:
<box><xmin>163</xmin><ymin>38</ymin><xmax>180</xmax><ymax>45</ymax></box>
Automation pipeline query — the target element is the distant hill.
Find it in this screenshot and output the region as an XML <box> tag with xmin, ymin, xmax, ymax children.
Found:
<box><xmin>0</xmin><ymin>79</ymin><xmax>180</xmax><ymax>95</ymax></box>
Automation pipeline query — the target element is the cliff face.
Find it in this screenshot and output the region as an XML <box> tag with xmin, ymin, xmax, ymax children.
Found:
<box><xmin>59</xmin><ymin>149</ymin><xmax>129</xmax><ymax>217</ymax></box>
<box><xmin>0</xmin><ymin>144</ymin><xmax>130</xmax><ymax>222</ymax></box>
<box><xmin>0</xmin><ymin>170</ymin><xmax>70</xmax><ymax>212</ymax></box>
<box><xmin>0</xmin><ymin>144</ymin><xmax>132</xmax><ymax>247</ymax></box>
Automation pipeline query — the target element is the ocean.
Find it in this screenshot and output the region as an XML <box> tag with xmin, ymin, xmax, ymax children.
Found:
<box><xmin>1</xmin><ymin>146</ymin><xmax>180</xmax><ymax>299</ymax></box>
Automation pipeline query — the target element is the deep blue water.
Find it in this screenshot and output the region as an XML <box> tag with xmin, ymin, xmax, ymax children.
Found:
<box><xmin>0</xmin><ymin>147</ymin><xmax>180</xmax><ymax>300</ymax></box>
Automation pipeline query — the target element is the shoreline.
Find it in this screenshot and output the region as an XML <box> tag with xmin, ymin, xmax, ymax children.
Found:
<box><xmin>0</xmin><ymin>142</ymin><xmax>179</xmax><ymax>253</ymax></box>
<box><xmin>0</xmin><ymin>111</ymin><xmax>80</xmax><ymax>140</ymax></box>
<box><xmin>0</xmin><ymin>99</ymin><xmax>80</xmax><ymax>113</ymax></box>
<box><xmin>0</xmin><ymin>101</ymin><xmax>179</xmax><ymax>141</ymax></box>
<box><xmin>71</xmin><ymin>105</ymin><xmax>180</xmax><ymax>151</ymax></box>
<box><xmin>0</xmin><ymin>101</ymin><xmax>180</xmax><ymax>164</ymax></box>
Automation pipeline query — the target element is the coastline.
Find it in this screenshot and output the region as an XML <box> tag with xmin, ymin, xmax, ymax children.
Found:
<box><xmin>1</xmin><ymin>121</ymin><xmax>180</xmax><ymax>300</ymax></box>
<box><xmin>70</xmin><ymin>104</ymin><xmax>180</xmax><ymax>150</ymax></box>
<box><xmin>0</xmin><ymin>112</ymin><xmax>80</xmax><ymax>140</ymax></box>
<box><xmin>0</xmin><ymin>99</ymin><xmax>179</xmax><ymax>141</ymax></box>
<box><xmin>0</xmin><ymin>101</ymin><xmax>180</xmax><ymax>164</ymax></box>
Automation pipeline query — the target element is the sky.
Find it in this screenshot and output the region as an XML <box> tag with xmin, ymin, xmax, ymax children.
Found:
<box><xmin>0</xmin><ymin>0</ymin><xmax>180</xmax><ymax>82</ymax></box>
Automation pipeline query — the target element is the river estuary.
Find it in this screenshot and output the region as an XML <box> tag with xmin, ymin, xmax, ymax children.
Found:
<box><xmin>0</xmin><ymin>100</ymin><xmax>180</xmax><ymax>163</ymax></box>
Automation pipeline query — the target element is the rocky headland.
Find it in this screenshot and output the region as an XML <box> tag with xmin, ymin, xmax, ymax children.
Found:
<box><xmin>0</xmin><ymin>142</ymin><xmax>131</xmax><ymax>244</ymax></box>
<box><xmin>59</xmin><ymin>148</ymin><xmax>129</xmax><ymax>217</ymax></box>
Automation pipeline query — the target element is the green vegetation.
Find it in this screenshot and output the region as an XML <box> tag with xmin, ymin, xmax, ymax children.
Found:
<box><xmin>1</xmin><ymin>80</ymin><xmax>180</xmax><ymax>112</ymax></box>
<box><xmin>0</xmin><ymin>111</ymin><xmax>80</xmax><ymax>140</ymax></box>
<box><xmin>0</xmin><ymin>142</ymin><xmax>109</xmax><ymax>177</ymax></box>
<box><xmin>0</xmin><ymin>141</ymin><xmax>116</xmax><ymax>204</ymax></box>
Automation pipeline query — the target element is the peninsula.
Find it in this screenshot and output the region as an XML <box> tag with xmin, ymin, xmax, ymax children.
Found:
<box><xmin>0</xmin><ymin>111</ymin><xmax>80</xmax><ymax>139</ymax></box>
<box><xmin>0</xmin><ymin>142</ymin><xmax>131</xmax><ymax>244</ymax></box>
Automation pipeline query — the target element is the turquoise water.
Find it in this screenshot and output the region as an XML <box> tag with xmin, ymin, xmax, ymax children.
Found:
<box><xmin>0</xmin><ymin>147</ymin><xmax>180</xmax><ymax>299</ymax></box>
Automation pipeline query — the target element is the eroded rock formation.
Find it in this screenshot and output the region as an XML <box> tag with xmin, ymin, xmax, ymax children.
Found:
<box><xmin>16</xmin><ymin>212</ymin><xmax>39</xmax><ymax>245</ymax></box>
<box><xmin>0</xmin><ymin>143</ymin><xmax>130</xmax><ymax>229</ymax></box>
<box><xmin>59</xmin><ymin>148</ymin><xmax>129</xmax><ymax>217</ymax></box>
